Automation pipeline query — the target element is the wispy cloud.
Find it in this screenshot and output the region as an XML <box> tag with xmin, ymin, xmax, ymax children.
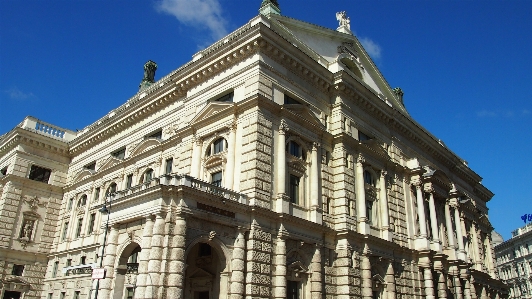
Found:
<box><xmin>5</xmin><ymin>87</ymin><xmax>35</xmax><ymax>100</ymax></box>
<box><xmin>359</xmin><ymin>37</ymin><xmax>382</xmax><ymax>59</ymax></box>
<box><xmin>477</xmin><ymin>109</ymin><xmax>531</xmax><ymax>118</ymax></box>
<box><xmin>156</xmin><ymin>0</ymin><xmax>229</xmax><ymax>44</ymax></box>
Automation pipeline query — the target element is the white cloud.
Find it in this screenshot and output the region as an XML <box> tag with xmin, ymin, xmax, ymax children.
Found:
<box><xmin>359</xmin><ymin>37</ymin><xmax>382</xmax><ymax>59</ymax></box>
<box><xmin>156</xmin><ymin>0</ymin><xmax>229</xmax><ymax>42</ymax></box>
<box><xmin>477</xmin><ymin>110</ymin><xmax>497</xmax><ymax>117</ymax></box>
<box><xmin>5</xmin><ymin>87</ymin><xmax>35</xmax><ymax>100</ymax></box>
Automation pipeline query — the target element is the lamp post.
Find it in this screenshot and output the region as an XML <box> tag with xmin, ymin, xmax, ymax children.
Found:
<box><xmin>93</xmin><ymin>193</ymin><xmax>113</xmax><ymax>299</ymax></box>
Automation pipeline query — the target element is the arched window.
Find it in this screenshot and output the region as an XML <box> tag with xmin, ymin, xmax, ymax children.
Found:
<box><xmin>139</xmin><ymin>168</ymin><xmax>154</xmax><ymax>184</ymax></box>
<box><xmin>363</xmin><ymin>170</ymin><xmax>375</xmax><ymax>186</ymax></box>
<box><xmin>77</xmin><ymin>195</ymin><xmax>87</xmax><ymax>207</ymax></box>
<box><xmin>106</xmin><ymin>183</ymin><xmax>117</xmax><ymax>196</ymax></box>
<box><xmin>206</xmin><ymin>138</ymin><xmax>227</xmax><ymax>156</ymax></box>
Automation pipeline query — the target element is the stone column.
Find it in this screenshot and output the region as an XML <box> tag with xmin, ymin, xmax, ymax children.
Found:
<box><xmin>471</xmin><ymin>222</ymin><xmax>481</xmax><ymax>268</ymax></box>
<box><xmin>453</xmin><ymin>206</ymin><xmax>466</xmax><ymax>259</ymax></box>
<box><xmin>230</xmin><ymin>228</ymin><xmax>246</xmax><ymax>299</ymax></box>
<box><xmin>485</xmin><ymin>236</ymin><xmax>496</xmax><ymax>277</ymax></box>
<box><xmin>166</xmin><ymin>213</ymin><xmax>187</xmax><ymax>299</ymax></box>
<box><xmin>426</xmin><ymin>185</ymin><xmax>440</xmax><ymax>243</ymax></box>
<box><xmin>437</xmin><ymin>271</ymin><xmax>447</xmax><ymax>299</ymax></box>
<box><xmin>386</xmin><ymin>260</ymin><xmax>396</xmax><ymax>299</ymax></box>
<box><xmin>480</xmin><ymin>285</ymin><xmax>488</xmax><ymax>299</ymax></box>
<box><xmin>470</xmin><ymin>278</ymin><xmax>478</xmax><ymax>299</ymax></box>
<box><xmin>146</xmin><ymin>213</ymin><xmax>165</xmax><ymax>298</ymax></box>
<box><xmin>361</xmin><ymin>253</ymin><xmax>372</xmax><ymax>299</ymax></box>
<box><xmin>424</xmin><ymin>267</ymin><xmax>435</xmax><ymax>299</ymax></box>
<box><xmin>414</xmin><ymin>180</ymin><xmax>428</xmax><ymax>238</ymax></box>
<box><xmin>135</xmin><ymin>215</ymin><xmax>154</xmax><ymax>298</ymax></box>
<box><xmin>380</xmin><ymin>171</ymin><xmax>391</xmax><ymax>241</ymax></box>
<box><xmin>190</xmin><ymin>136</ymin><xmax>203</xmax><ymax>178</ymax></box>
<box><xmin>445</xmin><ymin>200</ymin><xmax>456</xmax><ymax>249</ymax></box>
<box><xmin>310</xmin><ymin>142</ymin><xmax>321</xmax><ymax>224</ymax></box>
<box><xmin>464</xmin><ymin>277</ymin><xmax>472</xmax><ymax>299</ymax></box>
<box><xmin>225</xmin><ymin>123</ymin><xmax>237</xmax><ymax>190</ymax></box>
<box><xmin>356</xmin><ymin>155</ymin><xmax>368</xmax><ymax>235</ymax></box>
<box><xmin>276</xmin><ymin>121</ymin><xmax>288</xmax><ymax>213</ymax></box>
<box><xmin>310</xmin><ymin>244</ymin><xmax>322</xmax><ymax>299</ymax></box>
<box><xmin>335</xmin><ymin>244</ymin><xmax>353</xmax><ymax>299</ymax></box>
<box><xmin>272</xmin><ymin>236</ymin><xmax>286</xmax><ymax>299</ymax></box>
<box><xmin>454</xmin><ymin>276</ymin><xmax>464</xmax><ymax>299</ymax></box>
<box><xmin>99</xmin><ymin>225</ymin><xmax>119</xmax><ymax>299</ymax></box>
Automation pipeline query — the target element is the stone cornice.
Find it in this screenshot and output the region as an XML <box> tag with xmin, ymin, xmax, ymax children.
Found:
<box><xmin>1</xmin><ymin>173</ymin><xmax>64</xmax><ymax>194</ymax></box>
<box><xmin>0</xmin><ymin>127</ymin><xmax>70</xmax><ymax>158</ymax></box>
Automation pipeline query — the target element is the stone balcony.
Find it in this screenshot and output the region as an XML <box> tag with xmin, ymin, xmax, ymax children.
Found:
<box><xmin>107</xmin><ymin>173</ymin><xmax>248</xmax><ymax>205</ymax></box>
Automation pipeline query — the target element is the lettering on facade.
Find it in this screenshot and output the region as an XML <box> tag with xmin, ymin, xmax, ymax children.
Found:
<box><xmin>197</xmin><ymin>203</ymin><xmax>235</xmax><ymax>218</ymax></box>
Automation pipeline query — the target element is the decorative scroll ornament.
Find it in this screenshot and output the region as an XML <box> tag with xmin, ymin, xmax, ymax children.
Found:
<box><xmin>163</xmin><ymin>122</ymin><xmax>180</xmax><ymax>137</ymax></box>
<box><xmin>208</xmin><ymin>231</ymin><xmax>216</xmax><ymax>241</ymax></box>
<box><xmin>25</xmin><ymin>195</ymin><xmax>44</xmax><ymax>210</ymax></box>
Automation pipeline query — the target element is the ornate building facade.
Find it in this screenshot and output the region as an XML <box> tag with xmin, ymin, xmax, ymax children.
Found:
<box><xmin>495</xmin><ymin>223</ymin><xmax>532</xmax><ymax>298</ymax></box>
<box><xmin>0</xmin><ymin>2</ymin><xmax>507</xmax><ymax>299</ymax></box>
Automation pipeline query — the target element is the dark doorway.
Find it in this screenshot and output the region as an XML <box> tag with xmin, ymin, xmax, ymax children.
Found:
<box><xmin>2</xmin><ymin>291</ymin><xmax>21</xmax><ymax>299</ymax></box>
<box><xmin>197</xmin><ymin>291</ymin><xmax>209</xmax><ymax>299</ymax></box>
<box><xmin>287</xmin><ymin>280</ymin><xmax>299</xmax><ymax>299</ymax></box>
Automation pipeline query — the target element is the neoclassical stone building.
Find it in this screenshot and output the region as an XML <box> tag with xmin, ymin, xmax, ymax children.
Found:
<box><xmin>494</xmin><ymin>222</ymin><xmax>532</xmax><ymax>298</ymax></box>
<box><xmin>0</xmin><ymin>1</ymin><xmax>508</xmax><ymax>299</ymax></box>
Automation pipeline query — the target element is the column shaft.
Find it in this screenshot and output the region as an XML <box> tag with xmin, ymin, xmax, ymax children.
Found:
<box><xmin>166</xmin><ymin>214</ymin><xmax>186</xmax><ymax>299</ymax></box>
<box><xmin>454</xmin><ymin>276</ymin><xmax>464</xmax><ymax>299</ymax></box>
<box><xmin>380</xmin><ymin>171</ymin><xmax>390</xmax><ymax>240</ymax></box>
<box><xmin>428</xmin><ymin>192</ymin><xmax>440</xmax><ymax>242</ymax></box>
<box><xmin>229</xmin><ymin>229</ymin><xmax>246</xmax><ymax>299</ymax></box>
<box><xmin>276</xmin><ymin>125</ymin><xmax>287</xmax><ymax>197</ymax></box>
<box><xmin>310</xmin><ymin>245</ymin><xmax>322</xmax><ymax>299</ymax></box>
<box><xmin>135</xmin><ymin>216</ymin><xmax>154</xmax><ymax>298</ymax></box>
<box><xmin>454</xmin><ymin>207</ymin><xmax>465</xmax><ymax>257</ymax></box>
<box><xmin>146</xmin><ymin>214</ymin><xmax>165</xmax><ymax>298</ymax></box>
<box><xmin>272</xmin><ymin>237</ymin><xmax>286</xmax><ymax>299</ymax></box>
<box><xmin>464</xmin><ymin>278</ymin><xmax>472</xmax><ymax>299</ymax></box>
<box><xmin>99</xmin><ymin>225</ymin><xmax>119</xmax><ymax>298</ymax></box>
<box><xmin>415</xmin><ymin>184</ymin><xmax>428</xmax><ymax>237</ymax></box>
<box><xmin>361</xmin><ymin>254</ymin><xmax>372</xmax><ymax>299</ymax></box>
<box><xmin>424</xmin><ymin>267</ymin><xmax>435</xmax><ymax>299</ymax></box>
<box><xmin>386</xmin><ymin>261</ymin><xmax>396</xmax><ymax>299</ymax></box>
<box><xmin>225</xmin><ymin>125</ymin><xmax>236</xmax><ymax>190</ymax></box>
<box><xmin>190</xmin><ymin>138</ymin><xmax>202</xmax><ymax>178</ymax></box>
<box><xmin>356</xmin><ymin>157</ymin><xmax>368</xmax><ymax>234</ymax></box>
<box><xmin>310</xmin><ymin>143</ymin><xmax>319</xmax><ymax>208</ymax></box>
<box><xmin>437</xmin><ymin>271</ymin><xmax>447</xmax><ymax>299</ymax></box>
<box><xmin>445</xmin><ymin>202</ymin><xmax>456</xmax><ymax>249</ymax></box>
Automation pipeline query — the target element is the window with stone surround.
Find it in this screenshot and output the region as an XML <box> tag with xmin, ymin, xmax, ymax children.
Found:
<box><xmin>28</xmin><ymin>165</ymin><xmax>51</xmax><ymax>183</ymax></box>
<box><xmin>206</xmin><ymin>137</ymin><xmax>227</xmax><ymax>156</ymax></box>
<box><xmin>146</xmin><ymin>129</ymin><xmax>162</xmax><ymax>140</ymax></box>
<box><xmin>77</xmin><ymin>194</ymin><xmax>87</xmax><ymax>207</ymax></box>
<box><xmin>61</xmin><ymin>221</ymin><xmax>69</xmax><ymax>241</ymax></box>
<box><xmin>126</xmin><ymin>174</ymin><xmax>133</xmax><ymax>189</ymax></box>
<box><xmin>93</xmin><ymin>187</ymin><xmax>100</xmax><ymax>202</ymax></box>
<box><xmin>87</xmin><ymin>213</ymin><xmax>96</xmax><ymax>235</ymax></box>
<box><xmin>106</xmin><ymin>182</ymin><xmax>117</xmax><ymax>196</ymax></box>
<box><xmin>213</xmin><ymin>91</ymin><xmax>234</xmax><ymax>103</ymax></box>
<box><xmin>139</xmin><ymin>168</ymin><xmax>154</xmax><ymax>184</ymax></box>
<box><xmin>11</xmin><ymin>264</ymin><xmax>24</xmax><ymax>276</ymax></box>
<box><xmin>211</xmin><ymin>171</ymin><xmax>222</xmax><ymax>187</ymax></box>
<box><xmin>67</xmin><ymin>198</ymin><xmax>74</xmax><ymax>211</ymax></box>
<box><xmin>75</xmin><ymin>218</ymin><xmax>83</xmax><ymax>238</ymax></box>
<box><xmin>165</xmin><ymin>158</ymin><xmax>173</xmax><ymax>174</ymax></box>
<box><xmin>0</xmin><ymin>166</ymin><xmax>7</xmax><ymax>176</ymax></box>
<box><xmin>112</xmin><ymin>147</ymin><xmax>126</xmax><ymax>160</ymax></box>
<box><xmin>289</xmin><ymin>174</ymin><xmax>300</xmax><ymax>204</ymax></box>
<box><xmin>84</xmin><ymin>162</ymin><xmax>96</xmax><ymax>171</ymax></box>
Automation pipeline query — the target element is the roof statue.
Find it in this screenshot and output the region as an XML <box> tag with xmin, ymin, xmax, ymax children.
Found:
<box><xmin>139</xmin><ymin>60</ymin><xmax>157</xmax><ymax>91</ymax></box>
<box><xmin>336</xmin><ymin>11</ymin><xmax>350</xmax><ymax>30</ymax></box>
<box><xmin>261</xmin><ymin>0</ymin><xmax>279</xmax><ymax>9</ymax></box>
<box><xmin>259</xmin><ymin>0</ymin><xmax>281</xmax><ymax>16</ymax></box>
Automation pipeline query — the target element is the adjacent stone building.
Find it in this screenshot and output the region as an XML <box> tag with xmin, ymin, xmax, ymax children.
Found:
<box><xmin>0</xmin><ymin>2</ymin><xmax>508</xmax><ymax>298</ymax></box>
<box><xmin>495</xmin><ymin>223</ymin><xmax>532</xmax><ymax>298</ymax></box>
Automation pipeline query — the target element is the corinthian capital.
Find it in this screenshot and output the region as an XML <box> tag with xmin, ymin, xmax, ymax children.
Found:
<box><xmin>380</xmin><ymin>170</ymin><xmax>387</xmax><ymax>178</ymax></box>
<box><xmin>412</xmin><ymin>178</ymin><xmax>422</xmax><ymax>189</ymax></box>
<box><xmin>279</xmin><ymin>119</ymin><xmax>289</xmax><ymax>134</ymax></box>
<box><xmin>356</xmin><ymin>154</ymin><xmax>365</xmax><ymax>164</ymax></box>
<box><xmin>424</xmin><ymin>183</ymin><xmax>434</xmax><ymax>194</ymax></box>
<box><xmin>311</xmin><ymin>142</ymin><xmax>320</xmax><ymax>150</ymax></box>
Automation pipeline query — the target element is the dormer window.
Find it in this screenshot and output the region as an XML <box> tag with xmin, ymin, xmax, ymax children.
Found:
<box><xmin>112</xmin><ymin>148</ymin><xmax>126</xmax><ymax>160</ymax></box>
<box><xmin>146</xmin><ymin>130</ymin><xmax>162</xmax><ymax>140</ymax></box>
<box><xmin>84</xmin><ymin>162</ymin><xmax>96</xmax><ymax>171</ymax></box>
<box><xmin>214</xmin><ymin>92</ymin><xmax>234</xmax><ymax>103</ymax></box>
<box><xmin>358</xmin><ymin>131</ymin><xmax>372</xmax><ymax>141</ymax></box>
<box><xmin>284</xmin><ymin>94</ymin><xmax>302</xmax><ymax>105</ymax></box>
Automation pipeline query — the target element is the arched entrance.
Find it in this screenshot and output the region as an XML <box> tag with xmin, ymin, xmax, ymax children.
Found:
<box><xmin>113</xmin><ymin>242</ymin><xmax>141</xmax><ymax>299</ymax></box>
<box><xmin>184</xmin><ymin>242</ymin><xmax>227</xmax><ymax>299</ymax></box>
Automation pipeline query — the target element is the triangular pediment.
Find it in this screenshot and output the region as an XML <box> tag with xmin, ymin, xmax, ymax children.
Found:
<box><xmin>72</xmin><ymin>169</ymin><xmax>95</xmax><ymax>185</ymax></box>
<box><xmin>97</xmin><ymin>156</ymin><xmax>123</xmax><ymax>172</ymax></box>
<box><xmin>190</xmin><ymin>102</ymin><xmax>236</xmax><ymax>125</ymax></box>
<box><xmin>281</xmin><ymin>105</ymin><xmax>325</xmax><ymax>130</ymax></box>
<box><xmin>267</xmin><ymin>15</ymin><xmax>407</xmax><ymax>114</ymax></box>
<box><xmin>129</xmin><ymin>138</ymin><xmax>162</xmax><ymax>158</ymax></box>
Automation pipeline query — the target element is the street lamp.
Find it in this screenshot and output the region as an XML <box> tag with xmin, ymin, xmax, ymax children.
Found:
<box><xmin>93</xmin><ymin>193</ymin><xmax>113</xmax><ymax>299</ymax></box>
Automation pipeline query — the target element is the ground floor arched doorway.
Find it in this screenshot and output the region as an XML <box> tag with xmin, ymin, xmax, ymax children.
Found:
<box><xmin>113</xmin><ymin>242</ymin><xmax>141</xmax><ymax>299</ymax></box>
<box><xmin>184</xmin><ymin>242</ymin><xmax>227</xmax><ymax>299</ymax></box>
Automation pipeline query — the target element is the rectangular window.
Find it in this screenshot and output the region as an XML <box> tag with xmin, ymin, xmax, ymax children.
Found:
<box><xmin>213</xmin><ymin>138</ymin><xmax>225</xmax><ymax>154</ymax></box>
<box><xmin>289</xmin><ymin>174</ymin><xmax>300</xmax><ymax>204</ymax></box>
<box><xmin>211</xmin><ymin>171</ymin><xmax>222</xmax><ymax>187</ymax></box>
<box><xmin>28</xmin><ymin>165</ymin><xmax>51</xmax><ymax>183</ymax></box>
<box><xmin>93</xmin><ymin>187</ymin><xmax>100</xmax><ymax>202</ymax></box>
<box><xmin>288</xmin><ymin>141</ymin><xmax>301</xmax><ymax>158</ymax></box>
<box><xmin>65</xmin><ymin>259</ymin><xmax>72</xmax><ymax>276</ymax></box>
<box><xmin>287</xmin><ymin>280</ymin><xmax>300</xmax><ymax>299</ymax></box>
<box><xmin>366</xmin><ymin>200</ymin><xmax>373</xmax><ymax>224</ymax></box>
<box><xmin>126</xmin><ymin>174</ymin><xmax>133</xmax><ymax>189</ymax></box>
<box><xmin>126</xmin><ymin>288</ymin><xmax>135</xmax><ymax>299</ymax></box>
<box><xmin>84</xmin><ymin>162</ymin><xmax>96</xmax><ymax>171</ymax></box>
<box><xmin>11</xmin><ymin>264</ymin><xmax>24</xmax><ymax>276</ymax></box>
<box><xmin>112</xmin><ymin>148</ymin><xmax>126</xmax><ymax>159</ymax></box>
<box><xmin>52</xmin><ymin>261</ymin><xmax>59</xmax><ymax>278</ymax></box>
<box><xmin>165</xmin><ymin>158</ymin><xmax>173</xmax><ymax>174</ymax></box>
<box><xmin>81</xmin><ymin>256</ymin><xmax>86</xmax><ymax>265</ymax></box>
<box><xmin>75</xmin><ymin>218</ymin><xmax>83</xmax><ymax>238</ymax></box>
<box><xmin>87</xmin><ymin>213</ymin><xmax>96</xmax><ymax>235</ymax></box>
<box><xmin>62</xmin><ymin>222</ymin><xmax>69</xmax><ymax>241</ymax></box>
<box><xmin>358</xmin><ymin>131</ymin><xmax>371</xmax><ymax>141</ymax></box>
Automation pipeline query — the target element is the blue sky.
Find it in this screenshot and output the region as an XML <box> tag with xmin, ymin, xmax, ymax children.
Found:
<box><xmin>1</xmin><ymin>0</ymin><xmax>531</xmax><ymax>240</ymax></box>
